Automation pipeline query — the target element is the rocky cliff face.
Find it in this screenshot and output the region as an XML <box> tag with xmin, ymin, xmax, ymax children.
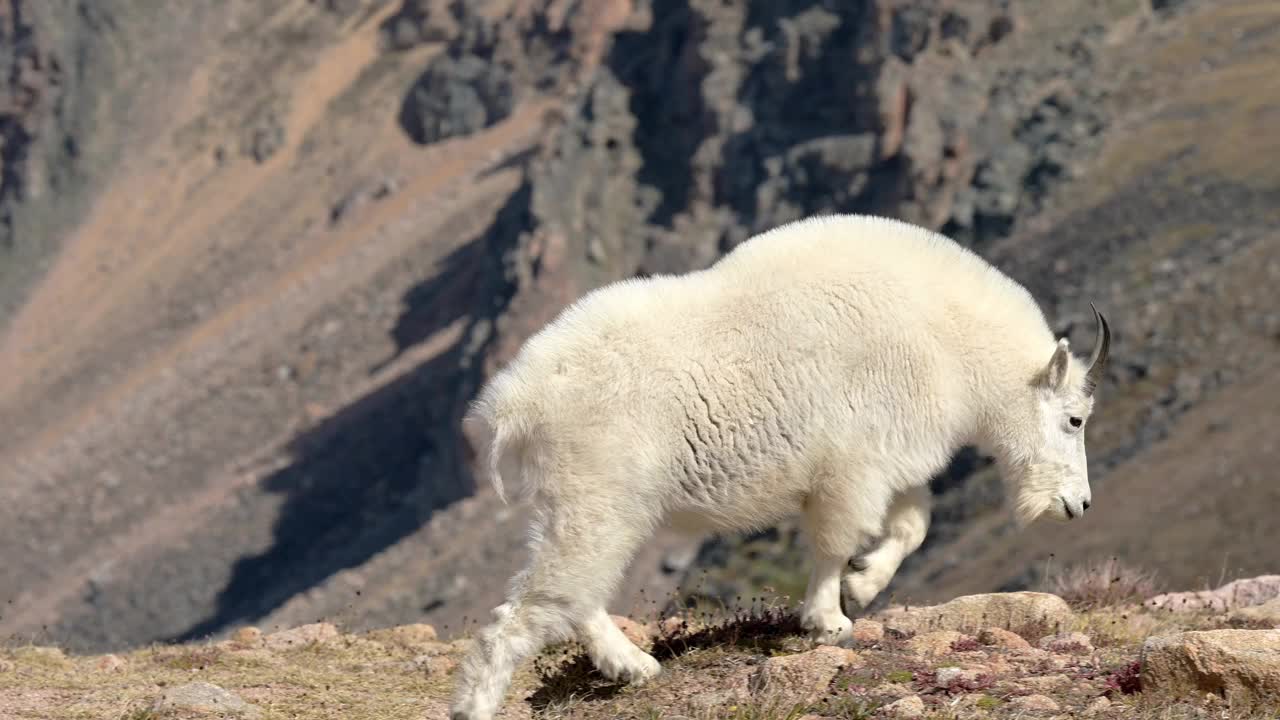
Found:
<box><xmin>0</xmin><ymin>0</ymin><xmax>1277</xmax><ymax>654</ymax></box>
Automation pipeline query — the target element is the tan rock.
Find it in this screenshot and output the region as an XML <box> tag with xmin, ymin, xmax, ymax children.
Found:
<box><xmin>410</xmin><ymin>653</ymin><xmax>458</xmax><ymax>676</ymax></box>
<box><xmin>1232</xmin><ymin>597</ymin><xmax>1280</xmax><ymax>628</ymax></box>
<box><xmin>660</xmin><ymin>614</ymin><xmax>699</xmax><ymax>636</ymax></box>
<box><xmin>905</xmin><ymin>630</ymin><xmax>968</xmax><ymax>657</ymax></box>
<box><xmin>877</xmin><ymin>592</ymin><xmax>1074</xmax><ymax>638</ymax></box>
<box><xmin>850</xmin><ymin>618</ymin><xmax>885</xmax><ymax>645</ymax></box>
<box><xmin>1084</xmin><ymin>696</ymin><xmax>1112</xmax><ymax>716</ymax></box>
<box><xmin>0</xmin><ymin>659</ymin><xmax>14</xmax><ymax>673</ymax></box>
<box><xmin>611</xmin><ymin>615</ymin><xmax>654</xmax><ymax>649</ymax></box>
<box><xmin>1038</xmin><ymin>631</ymin><xmax>1094</xmax><ymax>654</ymax></box>
<box><xmin>934</xmin><ymin>665</ymin><xmax>991</xmax><ymax>689</ymax></box>
<box><xmin>881</xmin><ymin>694</ymin><xmax>926</xmax><ymax>719</ymax></box>
<box><xmin>263</xmin><ymin>622</ymin><xmax>339</xmax><ymax>651</ymax></box>
<box><xmin>1009</xmin><ymin>693</ymin><xmax>1060</xmax><ymax>713</ymax></box>
<box><xmin>750</xmin><ymin>645</ymin><xmax>861</xmax><ymax>703</ymax></box>
<box><xmin>95</xmin><ymin>654</ymin><xmax>126</xmax><ymax>672</ymax></box>
<box><xmin>365</xmin><ymin>623</ymin><xmax>440</xmax><ymax>649</ymax></box>
<box><xmin>152</xmin><ymin>681</ymin><xmax>262</xmax><ymax>719</ymax></box>
<box><xmin>978</xmin><ymin>627</ymin><xmax>1032</xmax><ymax>650</ymax></box>
<box><xmin>1146</xmin><ymin>575</ymin><xmax>1280</xmax><ymax>613</ymax></box>
<box><xmin>232</xmin><ymin>626</ymin><xmax>263</xmax><ymax>646</ymax></box>
<box><xmin>1141</xmin><ymin>629</ymin><xmax>1280</xmax><ymax>709</ymax></box>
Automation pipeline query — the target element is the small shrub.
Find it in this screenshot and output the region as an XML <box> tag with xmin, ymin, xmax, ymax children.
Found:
<box><xmin>950</xmin><ymin>637</ymin><xmax>982</xmax><ymax>652</ymax></box>
<box><xmin>1044</xmin><ymin>557</ymin><xmax>1161</xmax><ymax>611</ymax></box>
<box><xmin>1104</xmin><ymin>660</ymin><xmax>1142</xmax><ymax>696</ymax></box>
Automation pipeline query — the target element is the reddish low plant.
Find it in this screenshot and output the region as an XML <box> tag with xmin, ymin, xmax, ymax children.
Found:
<box><xmin>1104</xmin><ymin>660</ymin><xmax>1142</xmax><ymax>696</ymax></box>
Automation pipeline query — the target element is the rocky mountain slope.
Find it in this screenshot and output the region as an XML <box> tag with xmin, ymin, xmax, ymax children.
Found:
<box><xmin>0</xmin><ymin>0</ymin><xmax>1277</xmax><ymax>657</ymax></box>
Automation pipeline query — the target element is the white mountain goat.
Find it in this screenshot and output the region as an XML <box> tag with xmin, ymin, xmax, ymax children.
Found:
<box><xmin>449</xmin><ymin>213</ymin><xmax>1111</xmax><ymax>720</ymax></box>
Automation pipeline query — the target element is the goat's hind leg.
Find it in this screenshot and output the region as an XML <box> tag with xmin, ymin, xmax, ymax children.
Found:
<box><xmin>449</xmin><ymin>501</ymin><xmax>660</xmax><ymax>720</ymax></box>
<box><xmin>449</xmin><ymin>543</ymin><xmax>572</xmax><ymax>720</ymax></box>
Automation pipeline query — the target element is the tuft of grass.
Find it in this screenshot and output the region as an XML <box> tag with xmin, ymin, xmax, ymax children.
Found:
<box><xmin>1043</xmin><ymin>557</ymin><xmax>1162</xmax><ymax>611</ymax></box>
<box><xmin>809</xmin><ymin>694</ymin><xmax>881</xmax><ymax>719</ymax></box>
<box><xmin>651</xmin><ymin>605</ymin><xmax>804</xmax><ymax>661</ymax></box>
<box><xmin>975</xmin><ymin>694</ymin><xmax>1002</xmax><ymax>709</ymax></box>
<box><xmin>885</xmin><ymin>670</ymin><xmax>914</xmax><ymax>684</ymax></box>
<box><xmin>152</xmin><ymin>644</ymin><xmax>223</xmax><ymax>671</ymax></box>
<box><xmin>526</xmin><ymin>644</ymin><xmax>628</xmax><ymax>712</ymax></box>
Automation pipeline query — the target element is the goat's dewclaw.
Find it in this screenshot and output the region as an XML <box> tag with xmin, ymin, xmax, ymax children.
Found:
<box><xmin>449</xmin><ymin>213</ymin><xmax>1112</xmax><ymax>720</ymax></box>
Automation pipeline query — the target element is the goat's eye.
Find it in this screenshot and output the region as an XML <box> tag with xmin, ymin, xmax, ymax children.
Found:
<box><xmin>1069</xmin><ymin>416</ymin><xmax>1083</xmax><ymax>428</ymax></box>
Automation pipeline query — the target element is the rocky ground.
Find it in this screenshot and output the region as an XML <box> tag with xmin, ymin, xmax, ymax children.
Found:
<box><xmin>0</xmin><ymin>0</ymin><xmax>1278</xmax><ymax>664</ymax></box>
<box><xmin>4</xmin><ymin>577</ymin><xmax>1280</xmax><ymax>719</ymax></box>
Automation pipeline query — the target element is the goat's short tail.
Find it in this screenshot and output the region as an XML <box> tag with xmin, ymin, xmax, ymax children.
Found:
<box><xmin>462</xmin><ymin>372</ymin><xmax>545</xmax><ymax>505</ymax></box>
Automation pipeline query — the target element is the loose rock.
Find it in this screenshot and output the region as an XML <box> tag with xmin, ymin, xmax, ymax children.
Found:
<box><xmin>611</xmin><ymin>615</ymin><xmax>654</xmax><ymax>649</ymax></box>
<box><xmin>750</xmin><ymin>646</ymin><xmax>860</xmax><ymax>703</ymax></box>
<box><xmin>850</xmin><ymin>618</ymin><xmax>885</xmax><ymax>645</ymax></box>
<box><xmin>365</xmin><ymin>623</ymin><xmax>439</xmax><ymax>649</ymax></box>
<box><xmin>1146</xmin><ymin>575</ymin><xmax>1280</xmax><ymax>613</ymax></box>
<box><xmin>409</xmin><ymin>653</ymin><xmax>458</xmax><ymax>676</ymax></box>
<box><xmin>882</xmin><ymin>694</ymin><xmax>926</xmax><ymax>718</ymax></box>
<box><xmin>978</xmin><ymin>627</ymin><xmax>1033</xmax><ymax>650</ymax></box>
<box><xmin>1084</xmin><ymin>696</ymin><xmax>1112</xmax><ymax>716</ymax></box>
<box><xmin>96</xmin><ymin>654</ymin><xmax>126</xmax><ymax>672</ymax></box>
<box><xmin>906</xmin><ymin>630</ymin><xmax>969</xmax><ymax>657</ymax></box>
<box><xmin>1232</xmin><ymin>597</ymin><xmax>1280</xmax><ymax>628</ymax></box>
<box><xmin>152</xmin><ymin>682</ymin><xmax>262</xmax><ymax>719</ymax></box>
<box><xmin>1141</xmin><ymin>629</ymin><xmax>1280</xmax><ymax>709</ymax></box>
<box><xmin>264</xmin><ymin>622</ymin><xmax>340</xmax><ymax>651</ymax></box>
<box><xmin>1010</xmin><ymin>693</ymin><xmax>1061</xmax><ymax>712</ymax></box>
<box><xmin>877</xmin><ymin>592</ymin><xmax>1074</xmax><ymax>638</ymax></box>
<box><xmin>232</xmin><ymin>626</ymin><xmax>263</xmax><ymax>647</ymax></box>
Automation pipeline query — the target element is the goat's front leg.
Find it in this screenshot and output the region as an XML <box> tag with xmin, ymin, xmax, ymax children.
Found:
<box><xmin>844</xmin><ymin>485</ymin><xmax>931</xmax><ymax>609</ymax></box>
<box><xmin>798</xmin><ymin>481</ymin><xmax>889</xmax><ymax>645</ymax></box>
<box><xmin>800</xmin><ymin>551</ymin><xmax>854</xmax><ymax>644</ymax></box>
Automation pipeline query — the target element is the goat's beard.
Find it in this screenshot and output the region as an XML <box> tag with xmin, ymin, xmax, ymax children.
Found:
<box><xmin>1009</xmin><ymin>462</ymin><xmax>1070</xmax><ymax>529</ymax></box>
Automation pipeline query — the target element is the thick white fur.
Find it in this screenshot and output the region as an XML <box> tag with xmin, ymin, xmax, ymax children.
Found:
<box><xmin>449</xmin><ymin>214</ymin><xmax>1101</xmax><ymax>720</ymax></box>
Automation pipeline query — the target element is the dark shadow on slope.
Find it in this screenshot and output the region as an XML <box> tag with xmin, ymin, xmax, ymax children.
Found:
<box><xmin>606</xmin><ymin>0</ymin><xmax>711</xmax><ymax>228</ymax></box>
<box><xmin>172</xmin><ymin>181</ymin><xmax>532</xmax><ymax>643</ymax></box>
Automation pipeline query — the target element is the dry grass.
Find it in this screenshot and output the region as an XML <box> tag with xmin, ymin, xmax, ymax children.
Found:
<box><xmin>1044</xmin><ymin>557</ymin><xmax>1164</xmax><ymax>611</ymax></box>
<box><xmin>0</xmin><ymin>632</ymin><xmax>459</xmax><ymax>720</ymax></box>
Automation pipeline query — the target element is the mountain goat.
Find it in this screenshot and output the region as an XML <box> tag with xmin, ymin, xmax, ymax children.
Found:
<box><xmin>449</xmin><ymin>213</ymin><xmax>1111</xmax><ymax>720</ymax></box>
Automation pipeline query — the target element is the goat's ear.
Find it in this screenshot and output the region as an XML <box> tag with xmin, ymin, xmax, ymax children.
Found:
<box><xmin>1045</xmin><ymin>338</ymin><xmax>1071</xmax><ymax>393</ymax></box>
